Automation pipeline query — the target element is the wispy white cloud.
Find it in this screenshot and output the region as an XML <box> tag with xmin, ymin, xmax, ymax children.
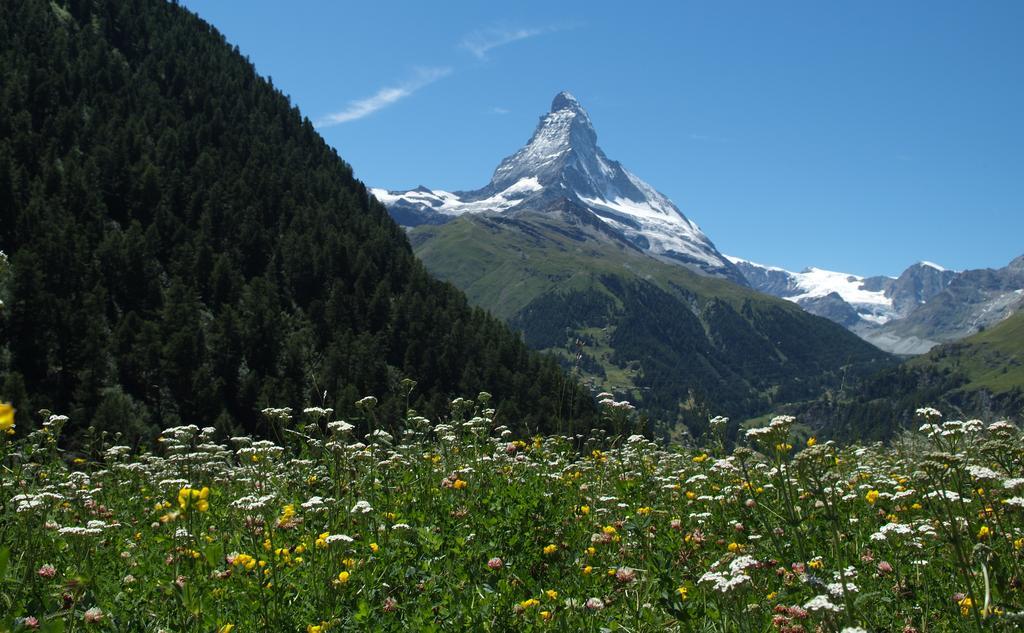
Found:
<box><xmin>460</xmin><ymin>25</ymin><xmax>562</xmax><ymax>60</ymax></box>
<box><xmin>490</xmin><ymin>106</ymin><xmax>510</xmax><ymax>115</ymax></box>
<box><xmin>316</xmin><ymin>67</ymin><xmax>451</xmax><ymax>127</ymax></box>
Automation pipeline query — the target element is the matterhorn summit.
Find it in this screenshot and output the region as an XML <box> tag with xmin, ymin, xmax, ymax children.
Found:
<box><xmin>373</xmin><ymin>91</ymin><xmax>744</xmax><ymax>283</ymax></box>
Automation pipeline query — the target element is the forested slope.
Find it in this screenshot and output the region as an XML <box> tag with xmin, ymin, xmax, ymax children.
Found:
<box><xmin>0</xmin><ymin>0</ymin><xmax>595</xmax><ymax>442</ymax></box>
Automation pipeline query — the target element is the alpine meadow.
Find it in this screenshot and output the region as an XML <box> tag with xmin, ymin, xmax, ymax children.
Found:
<box><xmin>1</xmin><ymin>1</ymin><xmax>1023</xmax><ymax>631</ymax></box>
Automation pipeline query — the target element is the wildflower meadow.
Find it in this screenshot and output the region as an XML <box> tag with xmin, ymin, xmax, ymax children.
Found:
<box><xmin>1</xmin><ymin>396</ymin><xmax>1023</xmax><ymax>631</ymax></box>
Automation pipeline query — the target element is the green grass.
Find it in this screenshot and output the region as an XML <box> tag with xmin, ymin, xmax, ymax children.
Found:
<box><xmin>910</xmin><ymin>311</ymin><xmax>1024</xmax><ymax>394</ymax></box>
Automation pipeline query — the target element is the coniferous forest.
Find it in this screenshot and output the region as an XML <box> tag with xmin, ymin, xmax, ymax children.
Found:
<box><xmin>0</xmin><ymin>0</ymin><xmax>597</xmax><ymax>444</ymax></box>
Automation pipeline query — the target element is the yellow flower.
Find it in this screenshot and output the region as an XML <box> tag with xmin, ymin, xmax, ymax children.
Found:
<box><xmin>677</xmin><ymin>586</ymin><xmax>688</xmax><ymax>600</ymax></box>
<box><xmin>636</xmin><ymin>507</ymin><xmax>652</xmax><ymax>516</ymax></box>
<box><xmin>582</xmin><ymin>565</ymin><xmax>593</xmax><ymax>575</ymax></box>
<box><xmin>453</xmin><ymin>479</ymin><xmax>467</xmax><ymax>490</ymax></box>
<box><xmin>808</xmin><ymin>558</ymin><xmax>823</xmax><ymax>570</ymax></box>
<box><xmin>692</xmin><ymin>453</ymin><xmax>708</xmax><ymax>463</ymax></box>
<box><xmin>1014</xmin><ymin>537</ymin><xmax>1024</xmax><ymax>551</ymax></box>
<box><xmin>545</xmin><ymin>589</ymin><xmax>558</xmax><ymax>600</ymax></box>
<box><xmin>316</xmin><ymin>532</ymin><xmax>330</xmax><ymax>548</ymax></box>
<box><xmin>519</xmin><ymin>598</ymin><xmax>539</xmax><ymax>609</ymax></box>
<box><xmin>343</xmin><ymin>558</ymin><xmax>356</xmax><ymax>569</ymax></box>
<box><xmin>911</xmin><ymin>502</ymin><xmax>922</xmax><ymax>510</ymax></box>
<box><xmin>540</xmin><ymin>610</ymin><xmax>552</xmax><ymax>621</ymax></box>
<box><xmin>959</xmin><ymin>595</ymin><xmax>973</xmax><ymax>616</ymax></box>
<box><xmin>369</xmin><ymin>542</ymin><xmax>379</xmax><ymax>553</ymax></box>
<box><xmin>774</xmin><ymin>442</ymin><xmax>793</xmax><ymax>452</ymax></box>
<box><xmin>233</xmin><ymin>554</ymin><xmax>257</xmax><ymax>571</ymax></box>
<box><xmin>766</xmin><ymin>591</ymin><xmax>777</xmax><ymax>601</ymax></box>
<box><xmin>685</xmin><ymin>491</ymin><xmax>697</xmax><ymax>500</ymax></box>
<box><xmin>579</xmin><ymin>505</ymin><xmax>590</xmax><ymax>515</ymax></box>
<box><xmin>602</xmin><ymin>525</ymin><xmax>617</xmax><ymax>535</ymax></box>
<box><xmin>217</xmin><ymin>625</ymin><xmax>235</xmax><ymax>633</ymax></box>
<box><xmin>177</xmin><ymin>487</ymin><xmax>210</xmax><ymax>512</ymax></box>
<box><xmin>727</xmin><ymin>542</ymin><xmax>743</xmax><ymax>553</ymax></box>
<box><xmin>337</xmin><ymin>570</ymin><xmax>350</xmax><ymax>584</ymax></box>
<box><xmin>586</xmin><ymin>546</ymin><xmax>596</xmax><ymax>557</ymax></box>
<box><xmin>806</xmin><ymin>437</ymin><xmax>817</xmax><ymax>447</ymax></box>
<box><xmin>865</xmin><ymin>490</ymin><xmax>880</xmax><ymax>505</ymax></box>
<box><xmin>543</xmin><ymin>544</ymin><xmax>557</xmax><ymax>555</ymax></box>
<box><xmin>279</xmin><ymin>504</ymin><xmax>296</xmax><ymax>523</ymax></box>
<box><xmin>977</xmin><ymin>525</ymin><xmax>991</xmax><ymax>540</ymax></box>
<box><xmin>0</xmin><ymin>402</ymin><xmax>15</xmax><ymax>433</ymax></box>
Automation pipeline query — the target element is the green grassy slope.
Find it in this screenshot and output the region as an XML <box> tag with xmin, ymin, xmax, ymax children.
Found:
<box><xmin>410</xmin><ymin>212</ymin><xmax>892</xmax><ymax>436</ymax></box>
<box><xmin>787</xmin><ymin>311</ymin><xmax>1024</xmax><ymax>441</ymax></box>
<box><xmin>909</xmin><ymin>311</ymin><xmax>1024</xmax><ymax>394</ymax></box>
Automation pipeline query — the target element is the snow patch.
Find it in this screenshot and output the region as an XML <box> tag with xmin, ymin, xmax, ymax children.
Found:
<box><xmin>789</xmin><ymin>267</ymin><xmax>892</xmax><ymax>309</ymax></box>
<box><xmin>372</xmin><ymin>177</ymin><xmax>543</xmax><ymax>217</ymax></box>
<box><xmin>725</xmin><ymin>255</ymin><xmax>787</xmax><ymax>273</ymax></box>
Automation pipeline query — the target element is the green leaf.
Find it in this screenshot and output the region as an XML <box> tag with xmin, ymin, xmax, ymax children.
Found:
<box><xmin>203</xmin><ymin>542</ymin><xmax>225</xmax><ymax>568</ymax></box>
<box><xmin>41</xmin><ymin>619</ymin><xmax>66</xmax><ymax>633</ymax></box>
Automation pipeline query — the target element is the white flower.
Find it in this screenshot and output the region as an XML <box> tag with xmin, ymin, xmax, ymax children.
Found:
<box><xmin>356</xmin><ymin>396</ymin><xmax>377</xmax><ymax>409</ymax></box>
<box><xmin>967</xmin><ymin>465</ymin><xmax>1001</xmax><ymax>481</ymax></box>
<box><xmin>699</xmin><ymin>570</ymin><xmax>750</xmax><ymax>592</ymax></box>
<box><xmin>230</xmin><ymin>494</ymin><xmax>276</xmax><ymax>511</ymax></box>
<box><xmin>827</xmin><ymin>581</ymin><xmax>858</xmax><ymax>597</ymax></box>
<box><xmin>988</xmin><ymin>420</ymin><xmax>1015</xmax><ymax>432</ymax></box>
<box><xmin>300</xmin><ymin>496</ymin><xmax>336</xmax><ymax>510</ymax></box>
<box><xmin>728</xmin><ymin>555</ymin><xmax>759</xmax><ymax>574</ymax></box>
<box><xmin>328</xmin><ymin>420</ymin><xmax>355</xmax><ymax>434</ymax></box>
<box><xmin>925</xmin><ymin>490</ymin><xmax>962</xmax><ymax>502</ymax></box>
<box><xmin>58</xmin><ymin>526</ymin><xmax>103</xmax><ymax>536</ymax></box>
<box><xmin>915</xmin><ymin>407</ymin><xmax>942</xmax><ymax>419</ymax></box>
<box><xmin>351</xmin><ymin>500</ymin><xmax>373</xmax><ymax>514</ymax></box>
<box><xmin>804</xmin><ymin>594</ymin><xmax>842</xmax><ymax>612</ymax></box>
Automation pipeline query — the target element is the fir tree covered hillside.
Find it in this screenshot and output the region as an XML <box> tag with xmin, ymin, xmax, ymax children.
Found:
<box><xmin>0</xmin><ymin>0</ymin><xmax>596</xmax><ymax>442</ymax></box>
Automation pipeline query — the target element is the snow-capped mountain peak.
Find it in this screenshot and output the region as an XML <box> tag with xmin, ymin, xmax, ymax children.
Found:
<box><xmin>373</xmin><ymin>92</ymin><xmax>744</xmax><ymax>283</ymax></box>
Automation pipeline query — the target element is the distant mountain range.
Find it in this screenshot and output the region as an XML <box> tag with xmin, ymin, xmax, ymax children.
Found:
<box><xmin>375</xmin><ymin>92</ymin><xmax>890</xmax><ymax>434</ymax></box>
<box><xmin>731</xmin><ymin>255</ymin><xmax>1024</xmax><ymax>355</ymax></box>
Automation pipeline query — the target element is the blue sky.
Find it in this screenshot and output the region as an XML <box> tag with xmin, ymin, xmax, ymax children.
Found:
<box><xmin>181</xmin><ymin>1</ymin><xmax>1023</xmax><ymax>277</ymax></box>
